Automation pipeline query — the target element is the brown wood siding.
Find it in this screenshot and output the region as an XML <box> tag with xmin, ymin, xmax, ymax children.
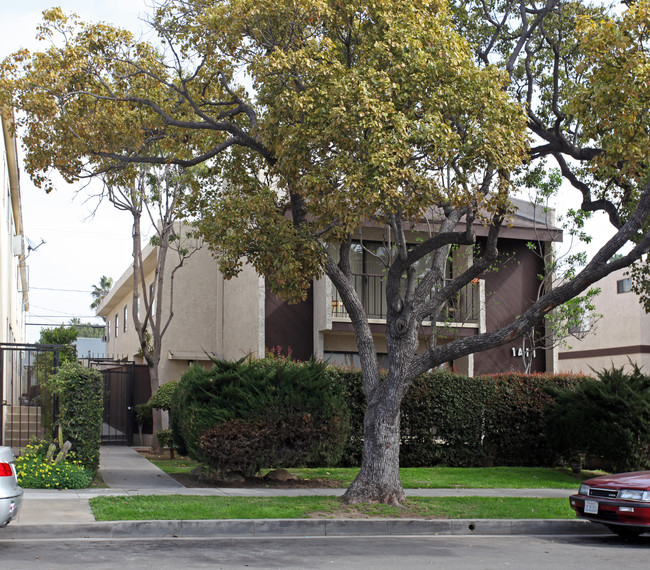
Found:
<box><xmin>265</xmin><ymin>286</ymin><xmax>314</xmax><ymax>361</ymax></box>
<box><xmin>473</xmin><ymin>238</ymin><xmax>547</xmax><ymax>375</ymax></box>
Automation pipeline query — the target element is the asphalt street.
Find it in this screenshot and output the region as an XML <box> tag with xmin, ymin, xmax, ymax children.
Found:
<box><xmin>1</xmin><ymin>534</ymin><xmax>649</xmax><ymax>569</ymax></box>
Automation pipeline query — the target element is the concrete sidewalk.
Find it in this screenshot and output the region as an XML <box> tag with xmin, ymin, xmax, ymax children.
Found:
<box><xmin>5</xmin><ymin>446</ymin><xmax>600</xmax><ymax>539</ymax></box>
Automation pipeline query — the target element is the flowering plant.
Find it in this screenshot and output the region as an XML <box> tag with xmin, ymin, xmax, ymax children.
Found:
<box><xmin>15</xmin><ymin>440</ymin><xmax>93</xmax><ymax>489</ymax></box>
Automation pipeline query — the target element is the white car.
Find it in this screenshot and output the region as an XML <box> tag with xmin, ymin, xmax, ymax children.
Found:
<box><xmin>0</xmin><ymin>446</ymin><xmax>22</xmax><ymax>527</ymax></box>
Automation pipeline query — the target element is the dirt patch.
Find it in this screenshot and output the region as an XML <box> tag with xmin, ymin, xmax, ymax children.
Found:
<box><xmin>138</xmin><ymin>451</ymin><xmax>342</xmax><ymax>489</ymax></box>
<box><xmin>168</xmin><ymin>471</ymin><xmax>342</xmax><ymax>489</ymax></box>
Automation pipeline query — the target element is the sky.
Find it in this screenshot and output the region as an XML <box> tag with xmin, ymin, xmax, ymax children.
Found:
<box><xmin>1</xmin><ymin>1</ymin><xmax>153</xmax><ymax>341</ymax></box>
<box><xmin>2</xmin><ymin>1</ymin><xmax>617</xmax><ymax>343</ymax></box>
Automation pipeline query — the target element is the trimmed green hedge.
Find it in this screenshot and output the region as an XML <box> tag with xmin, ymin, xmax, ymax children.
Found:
<box><xmin>47</xmin><ymin>362</ymin><xmax>103</xmax><ymax>473</ymax></box>
<box><xmin>171</xmin><ymin>358</ymin><xmax>650</xmax><ymax>470</ymax></box>
<box><xmin>546</xmin><ymin>365</ymin><xmax>650</xmax><ymax>472</ymax></box>
<box><xmin>171</xmin><ymin>357</ymin><xmax>349</xmax><ymax>475</ymax></box>
<box><xmin>331</xmin><ymin>369</ymin><xmax>591</xmax><ymax>468</ymax></box>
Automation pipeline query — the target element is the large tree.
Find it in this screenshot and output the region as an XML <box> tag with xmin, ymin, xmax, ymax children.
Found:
<box><xmin>2</xmin><ymin>0</ymin><xmax>650</xmax><ymax>504</ymax></box>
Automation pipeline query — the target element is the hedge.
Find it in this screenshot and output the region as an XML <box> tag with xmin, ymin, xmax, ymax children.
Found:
<box><xmin>330</xmin><ymin>368</ymin><xmax>591</xmax><ymax>468</ymax></box>
<box><xmin>47</xmin><ymin>362</ymin><xmax>103</xmax><ymax>473</ymax></box>
<box><xmin>171</xmin><ymin>357</ymin><xmax>349</xmax><ymax>475</ymax></box>
<box><xmin>545</xmin><ymin>365</ymin><xmax>650</xmax><ymax>472</ymax></box>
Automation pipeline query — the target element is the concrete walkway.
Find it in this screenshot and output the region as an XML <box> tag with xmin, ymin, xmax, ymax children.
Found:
<box><xmin>6</xmin><ymin>446</ymin><xmax>600</xmax><ymax>539</ymax></box>
<box><xmin>98</xmin><ymin>446</ymin><xmax>184</xmax><ymax>490</ymax></box>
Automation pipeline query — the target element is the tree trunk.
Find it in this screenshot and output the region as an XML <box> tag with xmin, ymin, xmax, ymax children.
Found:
<box><xmin>343</xmin><ymin>397</ymin><xmax>405</xmax><ymax>505</ymax></box>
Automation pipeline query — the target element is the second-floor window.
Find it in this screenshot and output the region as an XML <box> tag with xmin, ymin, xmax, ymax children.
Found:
<box><xmin>123</xmin><ymin>306</ymin><xmax>128</xmax><ymax>332</ymax></box>
<box><xmin>617</xmin><ymin>278</ymin><xmax>632</xmax><ymax>294</ymax></box>
<box><xmin>107</xmin><ymin>320</ymin><xmax>110</xmax><ymax>342</ymax></box>
<box><xmin>115</xmin><ymin>314</ymin><xmax>119</xmax><ymax>338</ymax></box>
<box><xmin>329</xmin><ymin>241</ymin><xmax>458</xmax><ymax>320</ymax></box>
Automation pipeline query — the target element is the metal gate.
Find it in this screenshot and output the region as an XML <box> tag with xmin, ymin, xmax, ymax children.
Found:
<box><xmin>0</xmin><ymin>343</ymin><xmax>61</xmax><ymax>449</ymax></box>
<box><xmin>87</xmin><ymin>359</ymin><xmax>135</xmax><ymax>446</ymax></box>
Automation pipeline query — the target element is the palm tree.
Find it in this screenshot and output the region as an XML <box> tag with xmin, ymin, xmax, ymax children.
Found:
<box><xmin>90</xmin><ymin>275</ymin><xmax>113</xmax><ymax>309</ymax></box>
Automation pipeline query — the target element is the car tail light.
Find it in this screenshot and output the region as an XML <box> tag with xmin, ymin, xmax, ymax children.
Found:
<box><xmin>0</xmin><ymin>463</ymin><xmax>12</xmax><ymax>477</ymax></box>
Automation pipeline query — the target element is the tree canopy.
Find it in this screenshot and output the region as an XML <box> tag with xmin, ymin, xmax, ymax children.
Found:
<box><xmin>2</xmin><ymin>0</ymin><xmax>650</xmax><ymax>504</ymax></box>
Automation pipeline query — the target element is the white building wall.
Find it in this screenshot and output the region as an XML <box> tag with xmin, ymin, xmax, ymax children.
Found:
<box><xmin>0</xmin><ymin>112</ymin><xmax>27</xmax><ymax>347</ymax></box>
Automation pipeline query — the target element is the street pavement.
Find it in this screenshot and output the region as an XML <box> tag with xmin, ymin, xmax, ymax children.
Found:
<box><xmin>3</xmin><ymin>446</ymin><xmax>603</xmax><ymax>539</ymax></box>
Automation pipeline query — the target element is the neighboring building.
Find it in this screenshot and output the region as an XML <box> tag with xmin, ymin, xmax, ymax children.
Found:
<box><xmin>0</xmin><ymin>110</ymin><xmax>28</xmax><ymax>346</ymax></box>
<box><xmin>1</xmin><ymin>110</ymin><xmax>29</xmax><ymax>448</ymax></box>
<box><xmin>558</xmin><ymin>267</ymin><xmax>650</xmax><ymax>374</ymax></box>
<box><xmin>96</xmin><ymin>241</ymin><xmax>264</xmax><ymax>387</ymax></box>
<box><xmin>98</xmin><ymin>199</ymin><xmax>562</xmax><ymax>387</ymax></box>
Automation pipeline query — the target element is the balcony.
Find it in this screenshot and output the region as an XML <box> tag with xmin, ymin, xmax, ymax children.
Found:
<box><xmin>331</xmin><ymin>274</ymin><xmax>481</xmax><ymax>325</ymax></box>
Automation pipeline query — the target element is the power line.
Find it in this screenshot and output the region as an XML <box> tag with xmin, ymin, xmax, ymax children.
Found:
<box><xmin>31</xmin><ymin>287</ymin><xmax>91</xmax><ymax>292</ymax></box>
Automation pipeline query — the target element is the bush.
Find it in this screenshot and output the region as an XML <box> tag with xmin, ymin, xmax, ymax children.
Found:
<box><xmin>401</xmin><ymin>371</ymin><xmax>494</xmax><ymax>467</ymax></box>
<box><xmin>15</xmin><ymin>441</ymin><xmax>93</xmax><ymax>489</ymax></box>
<box><xmin>47</xmin><ymin>362</ymin><xmax>103</xmax><ymax>473</ymax></box>
<box><xmin>173</xmin><ymin>357</ymin><xmax>349</xmax><ymax>474</ymax></box>
<box><xmin>148</xmin><ymin>381</ymin><xmax>177</xmax><ymax>411</ymax></box>
<box><xmin>545</xmin><ymin>365</ymin><xmax>650</xmax><ymax>472</ymax></box>
<box><xmin>156</xmin><ymin>429</ymin><xmax>177</xmax><ymax>459</ymax></box>
<box><xmin>200</xmin><ymin>420</ymin><xmax>275</xmax><ymax>477</ymax></box>
<box><xmin>334</xmin><ymin>368</ymin><xmax>591</xmax><ymax>468</ymax></box>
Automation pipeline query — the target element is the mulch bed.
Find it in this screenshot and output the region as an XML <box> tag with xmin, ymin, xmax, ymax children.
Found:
<box><xmin>138</xmin><ymin>451</ymin><xmax>341</xmax><ymax>489</ymax></box>
<box><xmin>168</xmin><ymin>472</ymin><xmax>340</xmax><ymax>489</ymax></box>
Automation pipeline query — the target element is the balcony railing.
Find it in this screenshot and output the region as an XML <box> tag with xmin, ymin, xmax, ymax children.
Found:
<box><xmin>331</xmin><ymin>274</ymin><xmax>480</xmax><ymax>324</ymax></box>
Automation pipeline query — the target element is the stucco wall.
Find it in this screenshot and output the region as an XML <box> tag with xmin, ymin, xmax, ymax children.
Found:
<box><xmin>98</xmin><ymin>241</ymin><xmax>263</xmax><ymax>386</ymax></box>
<box><xmin>558</xmin><ymin>268</ymin><xmax>650</xmax><ymax>374</ymax></box>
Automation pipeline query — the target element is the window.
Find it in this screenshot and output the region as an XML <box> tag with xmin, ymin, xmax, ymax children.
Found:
<box><xmin>123</xmin><ymin>306</ymin><xmax>128</xmax><ymax>332</ymax></box>
<box><xmin>617</xmin><ymin>278</ymin><xmax>632</xmax><ymax>294</ymax></box>
<box><xmin>115</xmin><ymin>314</ymin><xmax>119</xmax><ymax>338</ymax></box>
<box><xmin>107</xmin><ymin>320</ymin><xmax>111</xmax><ymax>342</ymax></box>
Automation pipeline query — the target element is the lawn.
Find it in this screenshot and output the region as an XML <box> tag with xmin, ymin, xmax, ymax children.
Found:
<box><xmin>90</xmin><ymin>495</ymin><xmax>573</xmax><ymax>521</ymax></box>
<box><xmin>143</xmin><ymin>453</ymin><xmax>599</xmax><ymax>489</ymax></box>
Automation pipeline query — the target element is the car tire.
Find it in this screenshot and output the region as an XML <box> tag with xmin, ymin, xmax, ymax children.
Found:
<box><xmin>606</xmin><ymin>524</ymin><xmax>645</xmax><ymax>539</ymax></box>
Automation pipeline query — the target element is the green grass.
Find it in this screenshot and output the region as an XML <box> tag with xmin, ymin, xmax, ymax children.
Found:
<box><xmin>273</xmin><ymin>466</ymin><xmax>600</xmax><ymax>489</ymax></box>
<box><xmin>148</xmin><ymin>457</ymin><xmax>199</xmax><ymax>475</ymax></box>
<box><xmin>89</xmin><ymin>495</ymin><xmax>573</xmax><ymax>521</ymax></box>
<box><xmin>145</xmin><ymin>454</ymin><xmax>599</xmax><ymax>489</ymax></box>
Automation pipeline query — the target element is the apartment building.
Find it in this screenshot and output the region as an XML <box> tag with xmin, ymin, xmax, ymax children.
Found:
<box><xmin>0</xmin><ymin>110</ymin><xmax>28</xmax><ymax>346</ymax></box>
<box><xmin>98</xmin><ymin>199</ymin><xmax>562</xmax><ymax>387</ymax></box>
<box><xmin>558</xmin><ymin>266</ymin><xmax>650</xmax><ymax>374</ymax></box>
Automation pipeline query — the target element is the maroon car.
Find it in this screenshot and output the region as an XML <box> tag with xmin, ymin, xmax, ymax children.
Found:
<box><xmin>570</xmin><ymin>471</ymin><xmax>650</xmax><ymax>537</ymax></box>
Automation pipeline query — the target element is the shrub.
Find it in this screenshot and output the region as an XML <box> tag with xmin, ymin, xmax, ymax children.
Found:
<box><xmin>401</xmin><ymin>371</ymin><xmax>494</xmax><ymax>467</ymax></box>
<box><xmin>200</xmin><ymin>420</ymin><xmax>275</xmax><ymax>477</ymax></box>
<box><xmin>173</xmin><ymin>357</ymin><xmax>349</xmax><ymax>473</ymax></box>
<box><xmin>545</xmin><ymin>365</ymin><xmax>650</xmax><ymax>472</ymax></box>
<box><xmin>148</xmin><ymin>381</ymin><xmax>177</xmax><ymax>411</ymax></box>
<box><xmin>47</xmin><ymin>362</ymin><xmax>103</xmax><ymax>473</ymax></box>
<box><xmin>15</xmin><ymin>441</ymin><xmax>93</xmax><ymax>489</ymax></box>
<box><xmin>334</xmin><ymin>368</ymin><xmax>591</xmax><ymax>468</ymax></box>
<box><xmin>326</xmin><ymin>366</ymin><xmax>366</xmax><ymax>466</ymax></box>
<box><xmin>482</xmin><ymin>373</ymin><xmax>587</xmax><ymax>467</ymax></box>
<box><xmin>156</xmin><ymin>429</ymin><xmax>177</xmax><ymax>459</ymax></box>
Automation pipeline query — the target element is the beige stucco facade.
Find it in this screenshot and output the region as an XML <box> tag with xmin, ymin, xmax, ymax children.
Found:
<box><xmin>0</xmin><ymin>111</ymin><xmax>28</xmax><ymax>347</ymax></box>
<box><xmin>558</xmin><ymin>267</ymin><xmax>650</xmax><ymax>374</ymax></box>
<box><xmin>96</xmin><ymin>240</ymin><xmax>264</xmax><ymax>387</ymax></box>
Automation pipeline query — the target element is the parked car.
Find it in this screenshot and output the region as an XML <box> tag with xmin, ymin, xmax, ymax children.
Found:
<box><xmin>0</xmin><ymin>446</ymin><xmax>22</xmax><ymax>527</ymax></box>
<box><xmin>570</xmin><ymin>471</ymin><xmax>650</xmax><ymax>538</ymax></box>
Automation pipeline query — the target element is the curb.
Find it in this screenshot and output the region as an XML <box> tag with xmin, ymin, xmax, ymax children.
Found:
<box><xmin>1</xmin><ymin>518</ymin><xmax>606</xmax><ymax>540</ymax></box>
